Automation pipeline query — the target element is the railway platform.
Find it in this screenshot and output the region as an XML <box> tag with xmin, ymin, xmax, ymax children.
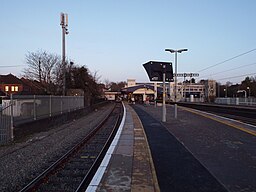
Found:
<box><xmin>87</xmin><ymin>103</ymin><xmax>160</xmax><ymax>191</ymax></box>
<box><xmin>133</xmin><ymin>104</ymin><xmax>256</xmax><ymax>192</ymax></box>
<box><xmin>87</xmin><ymin>102</ymin><xmax>256</xmax><ymax>192</ymax></box>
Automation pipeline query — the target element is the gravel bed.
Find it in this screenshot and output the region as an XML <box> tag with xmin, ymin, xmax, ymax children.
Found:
<box><xmin>0</xmin><ymin>103</ymin><xmax>115</xmax><ymax>192</ymax></box>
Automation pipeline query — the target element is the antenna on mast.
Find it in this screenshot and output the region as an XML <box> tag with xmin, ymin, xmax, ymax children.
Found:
<box><xmin>65</xmin><ymin>14</ymin><xmax>68</xmax><ymax>26</ymax></box>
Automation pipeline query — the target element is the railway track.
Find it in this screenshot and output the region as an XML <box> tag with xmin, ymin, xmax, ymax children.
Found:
<box><xmin>20</xmin><ymin>102</ymin><xmax>123</xmax><ymax>192</ymax></box>
<box><xmin>178</xmin><ymin>102</ymin><xmax>256</xmax><ymax>126</ymax></box>
<box><xmin>209</xmin><ymin>112</ymin><xmax>256</xmax><ymax>126</ymax></box>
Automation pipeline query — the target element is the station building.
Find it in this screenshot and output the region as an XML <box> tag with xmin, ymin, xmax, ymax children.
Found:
<box><xmin>121</xmin><ymin>79</ymin><xmax>216</xmax><ymax>103</ymax></box>
<box><xmin>121</xmin><ymin>79</ymin><xmax>162</xmax><ymax>104</ymax></box>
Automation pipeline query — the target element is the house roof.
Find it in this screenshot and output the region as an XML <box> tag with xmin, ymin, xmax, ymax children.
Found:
<box><xmin>0</xmin><ymin>74</ymin><xmax>23</xmax><ymax>84</ymax></box>
<box><xmin>20</xmin><ymin>78</ymin><xmax>47</xmax><ymax>95</ymax></box>
<box><xmin>0</xmin><ymin>74</ymin><xmax>49</xmax><ymax>95</ymax></box>
<box><xmin>20</xmin><ymin>78</ymin><xmax>45</xmax><ymax>90</ymax></box>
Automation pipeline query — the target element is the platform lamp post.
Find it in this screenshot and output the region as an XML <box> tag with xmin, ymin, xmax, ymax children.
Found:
<box><xmin>247</xmin><ymin>87</ymin><xmax>250</xmax><ymax>98</ymax></box>
<box><xmin>224</xmin><ymin>88</ymin><xmax>227</xmax><ymax>98</ymax></box>
<box><xmin>247</xmin><ymin>86</ymin><xmax>251</xmax><ymax>105</ymax></box>
<box><xmin>165</xmin><ymin>48</ymin><xmax>188</xmax><ymax>119</ymax></box>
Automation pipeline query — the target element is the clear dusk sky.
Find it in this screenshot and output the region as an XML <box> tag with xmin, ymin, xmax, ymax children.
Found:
<box><xmin>1</xmin><ymin>0</ymin><xmax>256</xmax><ymax>84</ymax></box>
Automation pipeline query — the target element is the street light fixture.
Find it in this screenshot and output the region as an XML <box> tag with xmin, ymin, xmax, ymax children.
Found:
<box><xmin>165</xmin><ymin>48</ymin><xmax>188</xmax><ymax>118</ymax></box>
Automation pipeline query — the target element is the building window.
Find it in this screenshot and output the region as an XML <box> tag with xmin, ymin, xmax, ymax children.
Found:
<box><xmin>15</xmin><ymin>86</ymin><xmax>19</xmax><ymax>92</ymax></box>
<box><xmin>5</xmin><ymin>86</ymin><xmax>9</xmax><ymax>92</ymax></box>
<box><xmin>11</xmin><ymin>86</ymin><xmax>15</xmax><ymax>91</ymax></box>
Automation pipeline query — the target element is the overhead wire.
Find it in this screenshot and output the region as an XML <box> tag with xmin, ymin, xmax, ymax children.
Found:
<box><xmin>198</xmin><ymin>48</ymin><xmax>256</xmax><ymax>72</ymax></box>
<box><xmin>199</xmin><ymin>62</ymin><xmax>256</xmax><ymax>79</ymax></box>
<box><xmin>214</xmin><ymin>72</ymin><xmax>256</xmax><ymax>81</ymax></box>
<box><xmin>0</xmin><ymin>65</ymin><xmax>25</xmax><ymax>68</ymax></box>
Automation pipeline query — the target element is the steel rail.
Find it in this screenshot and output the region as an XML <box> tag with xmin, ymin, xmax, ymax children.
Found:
<box><xmin>178</xmin><ymin>102</ymin><xmax>256</xmax><ymax>126</ymax></box>
<box><xmin>19</xmin><ymin>103</ymin><xmax>120</xmax><ymax>192</ymax></box>
<box><xmin>75</xmin><ymin>112</ymin><xmax>122</xmax><ymax>191</ymax></box>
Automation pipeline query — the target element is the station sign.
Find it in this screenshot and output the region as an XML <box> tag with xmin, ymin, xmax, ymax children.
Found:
<box><xmin>143</xmin><ymin>61</ymin><xmax>173</xmax><ymax>82</ymax></box>
<box><xmin>175</xmin><ymin>73</ymin><xmax>199</xmax><ymax>77</ymax></box>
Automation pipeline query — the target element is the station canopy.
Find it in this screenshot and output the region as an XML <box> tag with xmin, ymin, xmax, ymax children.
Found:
<box><xmin>121</xmin><ymin>84</ymin><xmax>163</xmax><ymax>94</ymax></box>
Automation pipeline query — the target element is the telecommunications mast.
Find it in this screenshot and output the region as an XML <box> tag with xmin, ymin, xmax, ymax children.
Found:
<box><xmin>60</xmin><ymin>13</ymin><xmax>69</xmax><ymax>96</ymax></box>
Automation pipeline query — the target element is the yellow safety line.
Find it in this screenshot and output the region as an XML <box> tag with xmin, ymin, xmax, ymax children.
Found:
<box><xmin>131</xmin><ymin>108</ymin><xmax>161</xmax><ymax>192</ymax></box>
<box><xmin>180</xmin><ymin>106</ymin><xmax>256</xmax><ymax>137</ymax></box>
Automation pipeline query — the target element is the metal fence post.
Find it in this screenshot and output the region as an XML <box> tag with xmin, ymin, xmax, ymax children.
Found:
<box><xmin>61</xmin><ymin>96</ymin><xmax>63</xmax><ymax>114</ymax></box>
<box><xmin>49</xmin><ymin>95</ymin><xmax>52</xmax><ymax>117</ymax></box>
<box><xmin>68</xmin><ymin>96</ymin><xmax>70</xmax><ymax>112</ymax></box>
<box><xmin>33</xmin><ymin>95</ymin><xmax>36</xmax><ymax>120</ymax></box>
<box><xmin>10</xmin><ymin>94</ymin><xmax>14</xmax><ymax>142</ymax></box>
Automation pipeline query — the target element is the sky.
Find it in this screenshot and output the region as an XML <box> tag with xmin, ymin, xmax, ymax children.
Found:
<box><xmin>1</xmin><ymin>0</ymin><xmax>256</xmax><ymax>85</ymax></box>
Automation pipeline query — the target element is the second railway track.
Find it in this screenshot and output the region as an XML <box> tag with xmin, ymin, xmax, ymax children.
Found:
<box><xmin>20</xmin><ymin>102</ymin><xmax>123</xmax><ymax>192</ymax></box>
<box><xmin>178</xmin><ymin>102</ymin><xmax>256</xmax><ymax>126</ymax></box>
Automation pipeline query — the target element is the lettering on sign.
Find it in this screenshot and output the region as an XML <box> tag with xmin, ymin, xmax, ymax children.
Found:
<box><xmin>174</xmin><ymin>73</ymin><xmax>199</xmax><ymax>77</ymax></box>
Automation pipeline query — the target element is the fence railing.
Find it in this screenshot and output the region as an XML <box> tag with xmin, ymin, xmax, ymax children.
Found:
<box><xmin>215</xmin><ymin>97</ymin><xmax>256</xmax><ymax>106</ymax></box>
<box><xmin>0</xmin><ymin>95</ymin><xmax>84</xmax><ymax>145</ymax></box>
<box><xmin>0</xmin><ymin>103</ymin><xmax>14</xmax><ymax>145</ymax></box>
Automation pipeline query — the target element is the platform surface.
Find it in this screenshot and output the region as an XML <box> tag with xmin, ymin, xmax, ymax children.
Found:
<box><xmin>94</xmin><ymin>103</ymin><xmax>256</xmax><ymax>192</ymax></box>
<box><xmin>133</xmin><ymin>104</ymin><xmax>256</xmax><ymax>192</ymax></box>
<box><xmin>96</xmin><ymin>104</ymin><xmax>160</xmax><ymax>192</ymax></box>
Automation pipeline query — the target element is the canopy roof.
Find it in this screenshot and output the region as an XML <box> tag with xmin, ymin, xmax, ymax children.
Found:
<box><xmin>122</xmin><ymin>84</ymin><xmax>163</xmax><ymax>94</ymax></box>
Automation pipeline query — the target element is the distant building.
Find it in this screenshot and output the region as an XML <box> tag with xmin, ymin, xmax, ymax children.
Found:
<box><xmin>0</xmin><ymin>74</ymin><xmax>24</xmax><ymax>96</ymax></box>
<box><xmin>104</xmin><ymin>91</ymin><xmax>121</xmax><ymax>101</ymax></box>
<box><xmin>123</xmin><ymin>79</ymin><xmax>216</xmax><ymax>103</ymax></box>
<box><xmin>20</xmin><ymin>78</ymin><xmax>47</xmax><ymax>95</ymax></box>
<box><xmin>0</xmin><ymin>74</ymin><xmax>49</xmax><ymax>96</ymax></box>
<box><xmin>202</xmin><ymin>80</ymin><xmax>216</xmax><ymax>102</ymax></box>
<box><xmin>122</xmin><ymin>80</ymin><xmax>162</xmax><ymax>103</ymax></box>
<box><xmin>127</xmin><ymin>79</ymin><xmax>136</xmax><ymax>87</ymax></box>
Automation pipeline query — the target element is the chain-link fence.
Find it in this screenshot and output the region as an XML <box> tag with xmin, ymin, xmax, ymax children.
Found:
<box><xmin>0</xmin><ymin>95</ymin><xmax>84</xmax><ymax>145</ymax></box>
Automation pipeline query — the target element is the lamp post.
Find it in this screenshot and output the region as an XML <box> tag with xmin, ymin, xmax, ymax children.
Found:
<box><xmin>247</xmin><ymin>86</ymin><xmax>251</xmax><ymax>105</ymax></box>
<box><xmin>143</xmin><ymin>84</ymin><xmax>146</xmax><ymax>103</ymax></box>
<box><xmin>165</xmin><ymin>48</ymin><xmax>188</xmax><ymax>119</ymax></box>
<box><xmin>162</xmin><ymin>64</ymin><xmax>166</xmax><ymax>122</ymax></box>
<box><xmin>247</xmin><ymin>87</ymin><xmax>250</xmax><ymax>98</ymax></box>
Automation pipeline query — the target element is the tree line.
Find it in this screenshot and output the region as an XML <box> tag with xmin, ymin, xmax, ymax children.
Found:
<box><xmin>217</xmin><ymin>76</ymin><xmax>256</xmax><ymax>98</ymax></box>
<box><xmin>23</xmin><ymin>50</ymin><xmax>103</xmax><ymax>105</ymax></box>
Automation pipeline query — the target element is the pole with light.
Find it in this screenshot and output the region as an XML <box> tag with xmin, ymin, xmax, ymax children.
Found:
<box><xmin>162</xmin><ymin>63</ymin><xmax>166</xmax><ymax>122</ymax></box>
<box><xmin>165</xmin><ymin>48</ymin><xmax>188</xmax><ymax>118</ymax></box>
<box><xmin>247</xmin><ymin>86</ymin><xmax>251</xmax><ymax>105</ymax></box>
<box><xmin>247</xmin><ymin>87</ymin><xmax>250</xmax><ymax>98</ymax></box>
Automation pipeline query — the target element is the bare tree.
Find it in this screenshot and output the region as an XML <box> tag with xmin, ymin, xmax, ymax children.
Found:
<box><xmin>23</xmin><ymin>51</ymin><xmax>103</xmax><ymax>98</ymax></box>
<box><xmin>23</xmin><ymin>50</ymin><xmax>61</xmax><ymax>84</ymax></box>
<box><xmin>23</xmin><ymin>50</ymin><xmax>61</xmax><ymax>94</ymax></box>
<box><xmin>43</xmin><ymin>53</ymin><xmax>61</xmax><ymax>84</ymax></box>
<box><xmin>23</xmin><ymin>50</ymin><xmax>45</xmax><ymax>82</ymax></box>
